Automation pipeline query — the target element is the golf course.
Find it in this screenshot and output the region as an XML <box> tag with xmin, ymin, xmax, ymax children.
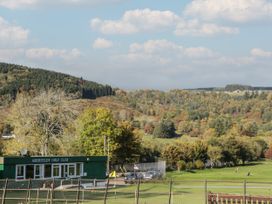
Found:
<box><xmin>2</xmin><ymin>160</ymin><xmax>272</xmax><ymax>203</ymax></box>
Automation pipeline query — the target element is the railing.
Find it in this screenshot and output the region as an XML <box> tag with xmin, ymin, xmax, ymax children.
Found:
<box><xmin>208</xmin><ymin>193</ymin><xmax>272</xmax><ymax>204</ymax></box>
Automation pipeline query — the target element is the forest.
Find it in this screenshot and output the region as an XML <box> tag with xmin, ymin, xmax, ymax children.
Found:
<box><xmin>0</xmin><ymin>63</ymin><xmax>114</xmax><ymax>105</ymax></box>
<box><xmin>1</xmin><ymin>63</ymin><xmax>272</xmax><ymax>171</ymax></box>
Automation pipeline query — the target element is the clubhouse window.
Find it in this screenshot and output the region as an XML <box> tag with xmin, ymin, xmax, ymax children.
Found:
<box><xmin>16</xmin><ymin>165</ymin><xmax>25</xmax><ymax>180</ymax></box>
<box><xmin>26</xmin><ymin>165</ymin><xmax>34</xmax><ymax>179</ymax></box>
<box><xmin>53</xmin><ymin>164</ymin><xmax>60</xmax><ymax>178</ymax></box>
<box><xmin>44</xmin><ymin>164</ymin><xmax>52</xmax><ymax>178</ymax></box>
<box><xmin>15</xmin><ymin>163</ymin><xmax>83</xmax><ymax>180</ymax></box>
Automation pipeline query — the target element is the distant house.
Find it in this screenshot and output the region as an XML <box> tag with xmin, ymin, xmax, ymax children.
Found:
<box><xmin>1</xmin><ymin>133</ymin><xmax>16</xmax><ymax>140</ymax></box>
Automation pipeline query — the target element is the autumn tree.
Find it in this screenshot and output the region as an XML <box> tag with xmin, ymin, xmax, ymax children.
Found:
<box><xmin>5</xmin><ymin>90</ymin><xmax>77</xmax><ymax>156</ymax></box>
<box><xmin>209</xmin><ymin>116</ymin><xmax>232</xmax><ymax>136</ymax></box>
<box><xmin>207</xmin><ymin>146</ymin><xmax>223</xmax><ymax>168</ymax></box>
<box><xmin>239</xmin><ymin>122</ymin><xmax>259</xmax><ymax>137</ymax></box>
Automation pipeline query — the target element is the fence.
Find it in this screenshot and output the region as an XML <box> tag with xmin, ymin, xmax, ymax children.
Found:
<box><xmin>114</xmin><ymin>161</ymin><xmax>166</xmax><ymax>176</ymax></box>
<box><xmin>1</xmin><ymin>179</ymin><xmax>272</xmax><ymax>203</ymax></box>
<box><xmin>208</xmin><ymin>193</ymin><xmax>272</xmax><ymax>204</ymax></box>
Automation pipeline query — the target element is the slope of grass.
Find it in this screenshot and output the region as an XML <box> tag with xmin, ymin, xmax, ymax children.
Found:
<box><xmin>167</xmin><ymin>160</ymin><xmax>272</xmax><ymax>182</ymax></box>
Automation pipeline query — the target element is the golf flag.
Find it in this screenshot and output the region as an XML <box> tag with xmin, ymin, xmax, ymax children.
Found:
<box><xmin>109</xmin><ymin>171</ymin><xmax>116</xmax><ymax>178</ymax></box>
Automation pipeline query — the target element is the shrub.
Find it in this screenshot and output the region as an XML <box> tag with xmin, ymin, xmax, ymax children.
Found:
<box><xmin>186</xmin><ymin>162</ymin><xmax>194</xmax><ymax>171</ymax></box>
<box><xmin>177</xmin><ymin>160</ymin><xmax>186</xmax><ymax>171</ymax></box>
<box><xmin>194</xmin><ymin>160</ymin><xmax>205</xmax><ymax>169</ymax></box>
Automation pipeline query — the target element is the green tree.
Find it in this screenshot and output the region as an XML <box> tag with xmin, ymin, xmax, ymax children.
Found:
<box><xmin>153</xmin><ymin>119</ymin><xmax>176</xmax><ymax>138</ymax></box>
<box><xmin>77</xmin><ymin>108</ymin><xmax>119</xmax><ymax>157</ymax></box>
<box><xmin>221</xmin><ymin>136</ymin><xmax>241</xmax><ymax>165</ymax></box>
<box><xmin>209</xmin><ymin>116</ymin><xmax>232</xmax><ymax>136</ymax></box>
<box><xmin>77</xmin><ymin>108</ymin><xmax>141</xmax><ymax>165</ymax></box>
<box><xmin>192</xmin><ymin>141</ymin><xmax>208</xmax><ymax>162</ymax></box>
<box><xmin>111</xmin><ymin>122</ymin><xmax>141</xmax><ymax>165</ymax></box>
<box><xmin>239</xmin><ymin>122</ymin><xmax>258</xmax><ymax>137</ymax></box>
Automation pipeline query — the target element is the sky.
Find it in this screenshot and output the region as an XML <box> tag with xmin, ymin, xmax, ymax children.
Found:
<box><xmin>0</xmin><ymin>0</ymin><xmax>272</xmax><ymax>90</ymax></box>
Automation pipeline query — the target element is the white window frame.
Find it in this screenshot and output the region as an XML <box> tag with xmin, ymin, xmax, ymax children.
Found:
<box><xmin>76</xmin><ymin>163</ymin><xmax>84</xmax><ymax>176</ymax></box>
<box><xmin>16</xmin><ymin>165</ymin><xmax>25</xmax><ymax>180</ymax></box>
<box><xmin>15</xmin><ymin>162</ymin><xmax>84</xmax><ymax>180</ymax></box>
<box><xmin>68</xmin><ymin>164</ymin><xmax>76</xmax><ymax>178</ymax></box>
<box><xmin>34</xmin><ymin>164</ymin><xmax>43</xmax><ymax>179</ymax></box>
<box><xmin>52</xmin><ymin>164</ymin><xmax>61</xmax><ymax>178</ymax></box>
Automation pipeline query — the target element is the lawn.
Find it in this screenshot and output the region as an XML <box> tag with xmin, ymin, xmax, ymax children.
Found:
<box><xmin>101</xmin><ymin>160</ymin><xmax>272</xmax><ymax>204</ymax></box>
<box><xmin>167</xmin><ymin>160</ymin><xmax>272</xmax><ymax>182</ymax></box>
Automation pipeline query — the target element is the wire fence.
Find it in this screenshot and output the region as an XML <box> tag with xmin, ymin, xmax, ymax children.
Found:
<box><xmin>1</xmin><ymin>179</ymin><xmax>272</xmax><ymax>203</ymax></box>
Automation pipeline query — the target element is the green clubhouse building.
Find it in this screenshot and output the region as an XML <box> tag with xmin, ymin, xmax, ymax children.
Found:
<box><xmin>0</xmin><ymin>156</ymin><xmax>107</xmax><ymax>180</ymax></box>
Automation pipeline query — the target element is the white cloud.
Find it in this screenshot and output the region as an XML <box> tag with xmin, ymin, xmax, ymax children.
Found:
<box><xmin>0</xmin><ymin>0</ymin><xmax>124</xmax><ymax>9</ymax></box>
<box><xmin>129</xmin><ymin>40</ymin><xmax>183</xmax><ymax>54</ymax></box>
<box><xmin>175</xmin><ymin>19</ymin><xmax>239</xmax><ymax>36</ymax></box>
<box><xmin>251</xmin><ymin>48</ymin><xmax>272</xmax><ymax>58</ymax></box>
<box><xmin>93</xmin><ymin>38</ymin><xmax>113</xmax><ymax>49</ymax></box>
<box><xmin>91</xmin><ymin>9</ymin><xmax>180</xmax><ymax>34</ymax></box>
<box><xmin>115</xmin><ymin>40</ymin><xmax>217</xmax><ymax>66</ymax></box>
<box><xmin>25</xmin><ymin>48</ymin><xmax>81</xmax><ymax>60</ymax></box>
<box><xmin>184</xmin><ymin>0</ymin><xmax>272</xmax><ymax>22</ymax></box>
<box><xmin>91</xmin><ymin>8</ymin><xmax>239</xmax><ymax>36</ymax></box>
<box><xmin>108</xmin><ymin>43</ymin><xmax>272</xmax><ymax>89</ymax></box>
<box><xmin>0</xmin><ymin>16</ymin><xmax>29</xmax><ymax>47</ymax></box>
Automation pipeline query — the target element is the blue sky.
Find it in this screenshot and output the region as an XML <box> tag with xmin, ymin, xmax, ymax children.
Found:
<box><xmin>0</xmin><ymin>0</ymin><xmax>272</xmax><ymax>90</ymax></box>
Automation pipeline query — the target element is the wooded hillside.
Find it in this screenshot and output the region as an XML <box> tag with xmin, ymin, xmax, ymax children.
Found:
<box><xmin>0</xmin><ymin>62</ymin><xmax>114</xmax><ymax>105</ymax></box>
<box><xmin>1</xmin><ymin>63</ymin><xmax>272</xmax><ymax>168</ymax></box>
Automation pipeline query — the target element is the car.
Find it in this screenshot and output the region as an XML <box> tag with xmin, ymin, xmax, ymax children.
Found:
<box><xmin>124</xmin><ymin>172</ymin><xmax>138</xmax><ymax>184</ymax></box>
<box><xmin>143</xmin><ymin>170</ymin><xmax>162</xmax><ymax>180</ymax></box>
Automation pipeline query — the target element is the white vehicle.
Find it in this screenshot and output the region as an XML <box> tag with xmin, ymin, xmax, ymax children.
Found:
<box><xmin>143</xmin><ymin>171</ymin><xmax>162</xmax><ymax>180</ymax></box>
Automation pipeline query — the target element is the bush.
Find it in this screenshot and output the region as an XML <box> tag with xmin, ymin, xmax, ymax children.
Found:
<box><xmin>186</xmin><ymin>162</ymin><xmax>194</xmax><ymax>171</ymax></box>
<box><xmin>176</xmin><ymin>160</ymin><xmax>186</xmax><ymax>171</ymax></box>
<box><xmin>194</xmin><ymin>160</ymin><xmax>205</xmax><ymax>169</ymax></box>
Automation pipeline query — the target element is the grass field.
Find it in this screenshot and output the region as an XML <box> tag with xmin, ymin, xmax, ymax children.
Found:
<box><xmin>2</xmin><ymin>160</ymin><xmax>272</xmax><ymax>204</ymax></box>
<box><xmin>167</xmin><ymin>160</ymin><xmax>272</xmax><ymax>182</ymax></box>
<box><xmin>100</xmin><ymin>160</ymin><xmax>272</xmax><ymax>204</ymax></box>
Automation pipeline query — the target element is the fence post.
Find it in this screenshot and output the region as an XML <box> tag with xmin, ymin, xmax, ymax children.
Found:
<box><xmin>1</xmin><ymin>178</ymin><xmax>8</xmax><ymax>204</ymax></box>
<box><xmin>243</xmin><ymin>180</ymin><xmax>247</xmax><ymax>204</ymax></box>
<box><xmin>169</xmin><ymin>179</ymin><xmax>173</xmax><ymax>204</ymax></box>
<box><xmin>50</xmin><ymin>179</ymin><xmax>55</xmax><ymax>204</ymax></box>
<box><xmin>136</xmin><ymin>179</ymin><xmax>141</xmax><ymax>204</ymax></box>
<box><xmin>76</xmin><ymin>178</ymin><xmax>81</xmax><ymax>204</ymax></box>
<box><xmin>36</xmin><ymin>188</ymin><xmax>40</xmax><ymax>204</ymax></box>
<box><xmin>26</xmin><ymin>178</ymin><xmax>32</xmax><ymax>204</ymax></box>
<box><xmin>104</xmin><ymin>178</ymin><xmax>110</xmax><ymax>204</ymax></box>
<box><xmin>204</xmin><ymin>180</ymin><xmax>208</xmax><ymax>204</ymax></box>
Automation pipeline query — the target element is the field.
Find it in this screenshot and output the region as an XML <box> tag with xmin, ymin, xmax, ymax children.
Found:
<box><xmin>2</xmin><ymin>160</ymin><xmax>272</xmax><ymax>203</ymax></box>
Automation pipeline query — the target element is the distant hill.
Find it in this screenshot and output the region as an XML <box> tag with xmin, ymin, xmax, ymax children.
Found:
<box><xmin>0</xmin><ymin>62</ymin><xmax>114</xmax><ymax>105</ymax></box>
<box><xmin>189</xmin><ymin>84</ymin><xmax>272</xmax><ymax>92</ymax></box>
